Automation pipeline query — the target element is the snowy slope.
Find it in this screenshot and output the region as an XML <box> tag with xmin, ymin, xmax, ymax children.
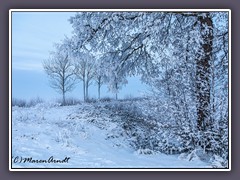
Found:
<box><xmin>11</xmin><ymin>102</ymin><xmax>211</xmax><ymax>168</ymax></box>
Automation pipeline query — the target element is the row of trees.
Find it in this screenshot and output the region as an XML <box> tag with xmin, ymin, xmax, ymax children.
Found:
<box><xmin>43</xmin><ymin>32</ymin><xmax>129</xmax><ymax>104</ymax></box>
<box><xmin>43</xmin><ymin>11</ymin><xmax>229</xmax><ymax>148</ymax></box>
<box><xmin>43</xmin><ymin>39</ymin><xmax>101</xmax><ymax>105</ymax></box>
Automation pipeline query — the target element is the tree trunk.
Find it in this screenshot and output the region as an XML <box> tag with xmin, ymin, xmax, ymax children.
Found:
<box><xmin>62</xmin><ymin>91</ymin><xmax>66</xmax><ymax>106</ymax></box>
<box><xmin>115</xmin><ymin>82</ymin><xmax>118</xmax><ymax>100</ymax></box>
<box><xmin>196</xmin><ymin>13</ymin><xmax>213</xmax><ymax>131</ymax></box>
<box><xmin>86</xmin><ymin>81</ymin><xmax>89</xmax><ymax>101</ymax></box>
<box><xmin>98</xmin><ymin>80</ymin><xmax>101</xmax><ymax>100</ymax></box>
<box><xmin>62</xmin><ymin>72</ymin><xmax>66</xmax><ymax>106</ymax></box>
<box><xmin>83</xmin><ymin>79</ymin><xmax>86</xmax><ymax>102</ymax></box>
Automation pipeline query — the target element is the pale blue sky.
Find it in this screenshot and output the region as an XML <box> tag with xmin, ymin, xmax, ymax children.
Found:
<box><xmin>11</xmin><ymin>12</ymin><xmax>148</xmax><ymax>101</ymax></box>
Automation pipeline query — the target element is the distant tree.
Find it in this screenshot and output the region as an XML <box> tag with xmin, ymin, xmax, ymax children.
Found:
<box><xmin>104</xmin><ymin>55</ymin><xmax>128</xmax><ymax>100</ymax></box>
<box><xmin>93</xmin><ymin>56</ymin><xmax>105</xmax><ymax>100</ymax></box>
<box><xmin>43</xmin><ymin>41</ymin><xmax>76</xmax><ymax>105</ymax></box>
<box><xmin>95</xmin><ymin>70</ymin><xmax>104</xmax><ymax>100</ymax></box>
<box><xmin>72</xmin><ymin>49</ymin><xmax>95</xmax><ymax>102</ymax></box>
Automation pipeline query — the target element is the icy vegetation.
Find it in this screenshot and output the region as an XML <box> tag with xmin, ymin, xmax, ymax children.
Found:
<box><xmin>12</xmin><ymin>98</ymin><xmax>226</xmax><ymax>168</ymax></box>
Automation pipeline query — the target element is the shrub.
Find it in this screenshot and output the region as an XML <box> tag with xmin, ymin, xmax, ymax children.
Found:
<box><xmin>12</xmin><ymin>97</ymin><xmax>44</xmax><ymax>107</ymax></box>
<box><xmin>100</xmin><ymin>96</ymin><xmax>113</xmax><ymax>102</ymax></box>
<box><xmin>85</xmin><ymin>98</ymin><xmax>97</xmax><ymax>103</ymax></box>
<box><xmin>12</xmin><ymin>98</ymin><xmax>27</xmax><ymax>107</ymax></box>
<box><xmin>56</xmin><ymin>97</ymin><xmax>81</xmax><ymax>106</ymax></box>
<box><xmin>27</xmin><ymin>97</ymin><xmax>44</xmax><ymax>107</ymax></box>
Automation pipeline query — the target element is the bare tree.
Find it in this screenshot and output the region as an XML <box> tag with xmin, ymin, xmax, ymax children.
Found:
<box><xmin>95</xmin><ymin>74</ymin><xmax>104</xmax><ymax>100</ymax></box>
<box><xmin>43</xmin><ymin>42</ymin><xmax>76</xmax><ymax>105</ymax></box>
<box><xmin>93</xmin><ymin>56</ymin><xmax>107</xmax><ymax>100</ymax></box>
<box><xmin>74</xmin><ymin>51</ymin><xmax>95</xmax><ymax>101</ymax></box>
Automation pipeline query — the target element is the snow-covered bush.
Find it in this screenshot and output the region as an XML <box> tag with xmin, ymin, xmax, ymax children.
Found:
<box><xmin>85</xmin><ymin>98</ymin><xmax>97</xmax><ymax>103</ymax></box>
<box><xmin>12</xmin><ymin>98</ymin><xmax>27</xmax><ymax>107</ymax></box>
<box><xmin>156</xmin><ymin>125</ymin><xmax>183</xmax><ymax>154</ymax></box>
<box><xmin>56</xmin><ymin>97</ymin><xmax>81</xmax><ymax>106</ymax></box>
<box><xmin>55</xmin><ymin>129</ymin><xmax>72</xmax><ymax>147</ymax></box>
<box><xmin>100</xmin><ymin>97</ymin><xmax>114</xmax><ymax>102</ymax></box>
<box><xmin>12</xmin><ymin>97</ymin><xmax>44</xmax><ymax>107</ymax></box>
<box><xmin>210</xmin><ymin>154</ymin><xmax>227</xmax><ymax>168</ymax></box>
<box><xmin>27</xmin><ymin>97</ymin><xmax>44</xmax><ymax>107</ymax></box>
<box><xmin>135</xmin><ymin>148</ymin><xmax>156</xmax><ymax>155</ymax></box>
<box><xmin>103</xmin><ymin>98</ymin><xmax>228</xmax><ymax>166</ymax></box>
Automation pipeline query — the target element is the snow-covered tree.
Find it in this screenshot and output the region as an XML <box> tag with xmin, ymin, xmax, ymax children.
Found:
<box><xmin>104</xmin><ymin>55</ymin><xmax>128</xmax><ymax>100</ymax></box>
<box><xmin>72</xmin><ymin>48</ymin><xmax>95</xmax><ymax>101</ymax></box>
<box><xmin>68</xmin><ymin>12</ymin><xmax>228</xmax><ymax>126</ymax></box>
<box><xmin>92</xmin><ymin>55</ymin><xmax>105</xmax><ymax>100</ymax></box>
<box><xmin>43</xmin><ymin>40</ymin><xmax>76</xmax><ymax>105</ymax></box>
<box><xmin>68</xmin><ymin>11</ymin><xmax>229</xmax><ymax>161</ymax></box>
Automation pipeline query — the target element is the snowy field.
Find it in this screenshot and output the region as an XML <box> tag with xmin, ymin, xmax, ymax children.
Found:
<box><xmin>11</xmin><ymin>101</ymin><xmax>213</xmax><ymax>169</ymax></box>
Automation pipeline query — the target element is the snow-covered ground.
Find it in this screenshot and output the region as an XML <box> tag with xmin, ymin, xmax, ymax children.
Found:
<box><xmin>11</xmin><ymin>102</ymin><xmax>211</xmax><ymax>169</ymax></box>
